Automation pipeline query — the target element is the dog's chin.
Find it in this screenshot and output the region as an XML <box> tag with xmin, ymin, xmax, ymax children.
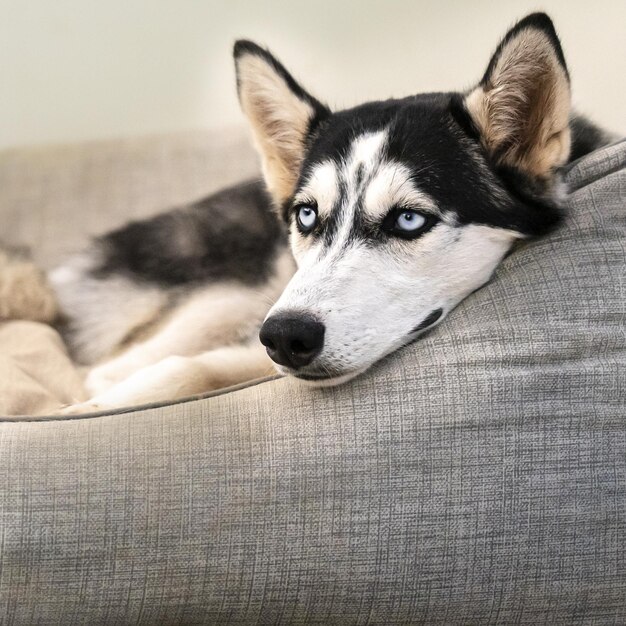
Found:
<box><xmin>273</xmin><ymin>324</ymin><xmax>443</xmax><ymax>387</ymax></box>
<box><xmin>274</xmin><ymin>365</ymin><xmax>369</xmax><ymax>387</ymax></box>
<box><xmin>272</xmin><ymin>334</ymin><xmax>422</xmax><ymax>387</ymax></box>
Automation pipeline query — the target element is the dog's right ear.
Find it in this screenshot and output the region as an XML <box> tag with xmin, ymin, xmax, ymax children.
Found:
<box><xmin>234</xmin><ymin>41</ymin><xmax>330</xmax><ymax>207</ymax></box>
<box><xmin>464</xmin><ymin>13</ymin><xmax>571</xmax><ymax>180</ymax></box>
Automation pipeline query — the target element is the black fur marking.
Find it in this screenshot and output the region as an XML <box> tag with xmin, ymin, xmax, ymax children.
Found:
<box><xmin>448</xmin><ymin>93</ymin><xmax>481</xmax><ymax>144</ymax></box>
<box><xmin>318</xmin><ymin>176</ymin><xmax>348</xmax><ymax>248</ymax></box>
<box><xmin>344</xmin><ymin>163</ymin><xmax>375</xmax><ymax>246</ymax></box>
<box><xmin>411</xmin><ymin>308</ymin><xmax>443</xmax><ymax>334</ymax></box>
<box><xmin>284</xmin><ymin>106</ymin><xmax>607</xmax><ymax>240</ymax></box>
<box><xmin>91</xmin><ymin>180</ymin><xmax>287</xmax><ymax>287</ymax></box>
<box><xmin>355</xmin><ymin>163</ymin><xmax>365</xmax><ymax>187</ymax></box>
<box><xmin>293</xmin><ymin>92</ymin><xmax>570</xmax><ymax>239</ymax></box>
<box><xmin>569</xmin><ymin>115</ymin><xmax>613</xmax><ymax>162</ymax></box>
<box><xmin>490</xmin><ymin>165</ymin><xmax>563</xmax><ymax>235</ymax></box>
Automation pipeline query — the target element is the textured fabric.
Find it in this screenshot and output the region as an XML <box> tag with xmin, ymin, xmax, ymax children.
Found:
<box><xmin>0</xmin><ymin>321</ymin><xmax>86</xmax><ymax>415</ymax></box>
<box><xmin>0</xmin><ymin>137</ymin><xmax>624</xmax><ymax>625</ymax></box>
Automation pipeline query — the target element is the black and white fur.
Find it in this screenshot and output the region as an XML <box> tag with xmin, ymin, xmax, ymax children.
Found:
<box><xmin>41</xmin><ymin>13</ymin><xmax>612</xmax><ymax>411</ymax></box>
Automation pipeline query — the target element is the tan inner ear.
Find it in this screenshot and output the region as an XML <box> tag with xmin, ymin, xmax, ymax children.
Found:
<box><xmin>466</xmin><ymin>28</ymin><xmax>571</xmax><ymax>178</ymax></box>
<box><xmin>237</xmin><ymin>55</ymin><xmax>316</xmax><ymax>205</ymax></box>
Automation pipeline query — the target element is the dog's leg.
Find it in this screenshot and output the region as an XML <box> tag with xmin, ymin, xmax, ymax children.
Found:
<box><xmin>61</xmin><ymin>342</ymin><xmax>276</xmax><ymax>413</ymax></box>
<box><xmin>0</xmin><ymin>247</ymin><xmax>58</xmax><ymax>323</ymax></box>
<box><xmin>84</xmin><ymin>285</ymin><xmax>273</xmax><ymax>396</ymax></box>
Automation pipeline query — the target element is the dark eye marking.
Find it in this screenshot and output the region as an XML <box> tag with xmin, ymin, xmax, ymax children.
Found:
<box><xmin>381</xmin><ymin>207</ymin><xmax>438</xmax><ymax>240</ymax></box>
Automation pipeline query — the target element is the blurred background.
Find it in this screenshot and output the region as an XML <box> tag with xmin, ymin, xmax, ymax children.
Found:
<box><xmin>1</xmin><ymin>0</ymin><xmax>625</xmax><ymax>150</ymax></box>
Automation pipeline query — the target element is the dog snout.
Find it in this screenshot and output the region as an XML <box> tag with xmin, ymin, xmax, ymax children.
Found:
<box><xmin>259</xmin><ymin>313</ymin><xmax>325</xmax><ymax>370</ymax></box>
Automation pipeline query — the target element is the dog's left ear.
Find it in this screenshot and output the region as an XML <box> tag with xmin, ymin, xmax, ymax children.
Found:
<box><xmin>465</xmin><ymin>13</ymin><xmax>571</xmax><ymax>179</ymax></box>
<box><xmin>234</xmin><ymin>41</ymin><xmax>330</xmax><ymax>207</ymax></box>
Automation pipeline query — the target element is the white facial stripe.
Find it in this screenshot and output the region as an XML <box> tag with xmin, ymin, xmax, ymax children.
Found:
<box><xmin>347</xmin><ymin>131</ymin><xmax>389</xmax><ymax>178</ymax></box>
<box><xmin>297</xmin><ymin>131</ymin><xmax>389</xmax><ymax>219</ymax></box>
<box><xmin>364</xmin><ymin>162</ymin><xmax>438</xmax><ymax>220</ymax></box>
<box><xmin>295</xmin><ymin>160</ymin><xmax>339</xmax><ymax>218</ymax></box>
<box><xmin>292</xmin><ymin>130</ymin><xmax>392</xmax><ymax>265</ymax></box>
<box><xmin>329</xmin><ymin>130</ymin><xmax>390</xmax><ymax>252</ymax></box>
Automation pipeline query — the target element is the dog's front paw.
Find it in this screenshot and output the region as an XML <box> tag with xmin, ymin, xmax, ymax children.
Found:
<box><xmin>55</xmin><ymin>401</ymin><xmax>109</xmax><ymax>416</ymax></box>
<box><xmin>84</xmin><ymin>367</ymin><xmax>120</xmax><ymax>396</ymax></box>
<box><xmin>84</xmin><ymin>360</ymin><xmax>134</xmax><ymax>396</ymax></box>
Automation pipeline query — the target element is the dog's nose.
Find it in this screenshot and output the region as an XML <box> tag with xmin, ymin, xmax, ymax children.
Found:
<box><xmin>259</xmin><ymin>313</ymin><xmax>325</xmax><ymax>370</ymax></box>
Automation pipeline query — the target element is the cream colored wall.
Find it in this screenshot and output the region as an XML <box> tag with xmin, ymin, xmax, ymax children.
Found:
<box><xmin>1</xmin><ymin>0</ymin><xmax>624</xmax><ymax>149</ymax></box>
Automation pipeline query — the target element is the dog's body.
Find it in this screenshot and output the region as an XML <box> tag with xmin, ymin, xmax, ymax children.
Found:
<box><xmin>8</xmin><ymin>13</ymin><xmax>613</xmax><ymax>412</ymax></box>
<box><xmin>49</xmin><ymin>181</ymin><xmax>294</xmax><ymax>408</ymax></box>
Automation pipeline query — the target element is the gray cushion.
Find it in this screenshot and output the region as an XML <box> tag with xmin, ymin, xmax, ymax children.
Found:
<box><xmin>0</xmin><ymin>138</ymin><xmax>624</xmax><ymax>624</ymax></box>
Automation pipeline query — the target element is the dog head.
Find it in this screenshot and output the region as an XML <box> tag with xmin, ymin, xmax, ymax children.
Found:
<box><xmin>235</xmin><ymin>13</ymin><xmax>571</xmax><ymax>384</ymax></box>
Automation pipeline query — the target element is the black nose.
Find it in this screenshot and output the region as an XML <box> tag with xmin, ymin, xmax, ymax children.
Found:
<box><xmin>259</xmin><ymin>313</ymin><xmax>325</xmax><ymax>370</ymax></box>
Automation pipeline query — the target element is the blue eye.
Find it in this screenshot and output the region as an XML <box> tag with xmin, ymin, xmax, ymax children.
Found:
<box><xmin>296</xmin><ymin>204</ymin><xmax>318</xmax><ymax>232</ymax></box>
<box><xmin>395</xmin><ymin>210</ymin><xmax>426</xmax><ymax>232</ymax></box>
<box><xmin>382</xmin><ymin>207</ymin><xmax>436</xmax><ymax>239</ymax></box>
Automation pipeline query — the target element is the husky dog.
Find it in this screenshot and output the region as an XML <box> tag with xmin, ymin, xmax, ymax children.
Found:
<box><xmin>23</xmin><ymin>13</ymin><xmax>610</xmax><ymax>411</ymax></box>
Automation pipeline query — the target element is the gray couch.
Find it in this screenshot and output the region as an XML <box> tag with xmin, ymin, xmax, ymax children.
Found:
<box><xmin>0</xmin><ymin>131</ymin><xmax>624</xmax><ymax>625</ymax></box>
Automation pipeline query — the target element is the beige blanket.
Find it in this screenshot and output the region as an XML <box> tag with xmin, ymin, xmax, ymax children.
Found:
<box><xmin>0</xmin><ymin>321</ymin><xmax>86</xmax><ymax>416</ymax></box>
